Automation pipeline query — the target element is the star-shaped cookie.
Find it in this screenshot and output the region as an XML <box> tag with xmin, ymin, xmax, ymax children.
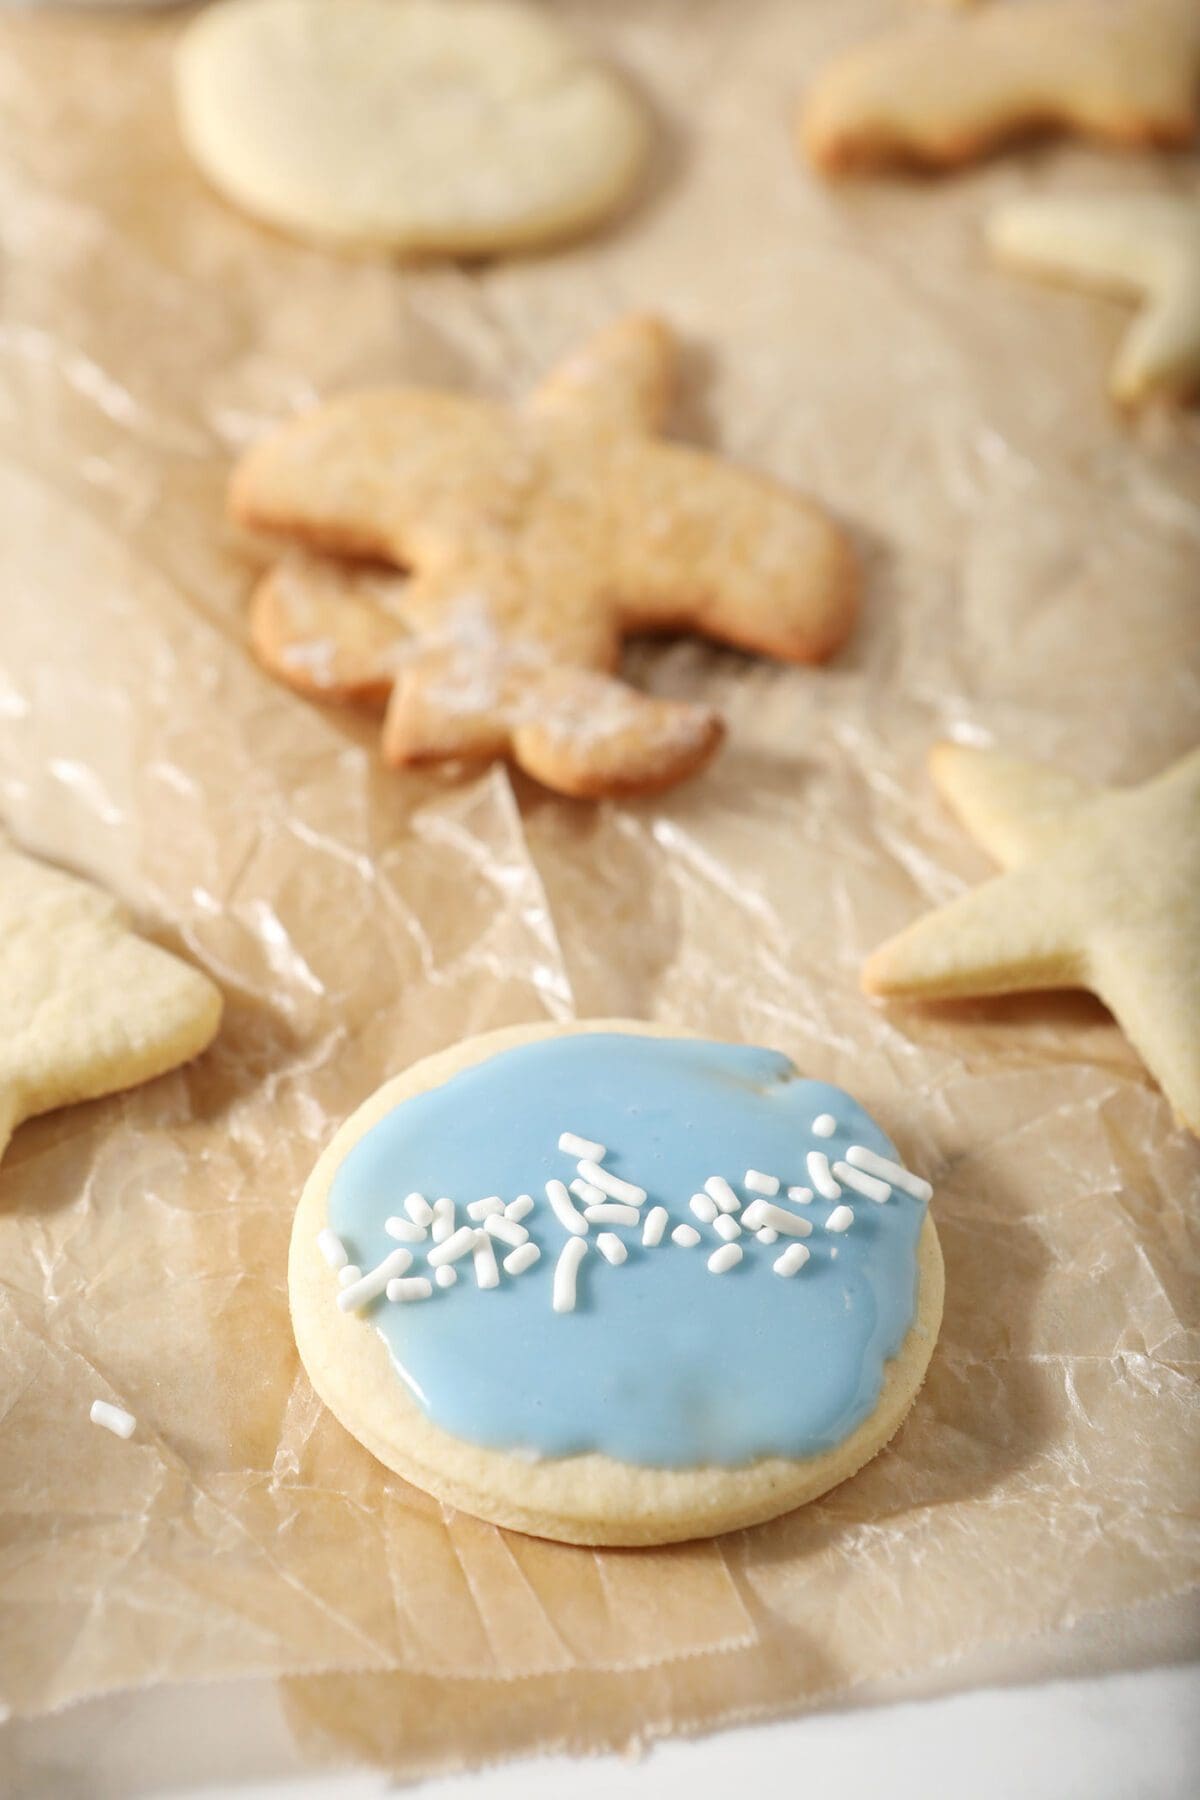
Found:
<box><xmin>0</xmin><ymin>834</ymin><xmax>222</xmax><ymax>1162</ymax></box>
<box><xmin>231</xmin><ymin>314</ymin><xmax>858</xmax><ymax>798</ymax></box>
<box><xmin>862</xmin><ymin>744</ymin><xmax>1200</xmax><ymax>1135</ymax></box>
<box><xmin>987</xmin><ymin>191</ymin><xmax>1200</xmax><ymax>405</ymax></box>
<box><xmin>800</xmin><ymin>0</ymin><xmax>1200</xmax><ymax>175</ymax></box>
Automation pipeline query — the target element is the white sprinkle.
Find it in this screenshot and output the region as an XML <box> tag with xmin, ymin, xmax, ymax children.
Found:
<box><xmin>545</xmin><ymin>1178</ymin><xmax>588</xmax><ymax>1236</ymax></box>
<box><xmin>337</xmin><ymin>1264</ymin><xmax>361</xmax><ymax>1287</ymax></box>
<box><xmin>831</xmin><ymin>1247</ymin><xmax>839</xmax><ymax>1260</ymax></box>
<box><xmin>559</xmin><ymin>1131</ymin><xmax>606</xmax><ymax>1162</ymax></box>
<box><xmin>90</xmin><ymin>1400</ymin><xmax>136</xmax><ymax>1439</ymax></box>
<box><xmin>642</xmin><ymin>1206</ymin><xmax>668</xmax><ymax>1246</ymax></box>
<box><xmin>386</xmin><ymin>1276</ymin><xmax>433</xmax><ymax>1303</ymax></box>
<box><xmin>570</xmin><ymin>1177</ymin><xmax>606</xmax><ymax>1206</ymax></box>
<box><xmin>714</xmin><ymin>1213</ymin><xmax>742</xmax><ymax>1242</ymax></box>
<box><xmin>787</xmin><ymin>1186</ymin><xmax>813</xmax><ymax>1204</ymax></box>
<box><xmin>689</xmin><ymin>1192</ymin><xmax>719</xmax><ymax>1224</ymax></box>
<box><xmin>427</xmin><ymin>1225</ymin><xmax>478</xmax><ymax>1268</ymax></box>
<box><xmin>317</xmin><ymin>1229</ymin><xmax>348</xmax><ymax>1271</ymax></box>
<box><xmin>812</xmin><ymin>1114</ymin><xmax>836</xmax><ymax>1138</ymax></box>
<box><xmin>744</xmin><ymin>1169</ymin><xmax>780</xmax><ymax>1196</ymax></box>
<box><xmin>467</xmin><ymin>1196</ymin><xmax>504</xmax><ymax>1221</ymax></box>
<box><xmin>553</xmin><ymin>1236</ymin><xmax>587</xmax><ymax>1312</ymax></box>
<box><xmin>472</xmin><ymin>1231</ymin><xmax>500</xmax><ymax>1289</ymax></box>
<box><xmin>576</xmin><ymin>1159</ymin><xmax>646</xmax><ymax>1207</ymax></box>
<box><xmin>703</xmin><ymin>1176</ymin><xmax>740</xmax><ymax>1213</ymax></box>
<box><xmin>742</xmin><ymin>1200</ymin><xmax>812</xmax><ymax>1237</ymax></box>
<box><xmin>807</xmin><ymin>1151</ymin><xmax>841</xmax><ymax>1200</ymax></box>
<box><xmin>825</xmin><ymin>1204</ymin><xmax>854</xmax><ymax>1233</ymax></box>
<box><xmin>434</xmin><ymin>1265</ymin><xmax>458</xmax><ymax>1289</ymax></box>
<box><xmin>505</xmin><ymin>1194</ymin><xmax>534</xmax><ymax>1223</ymax></box>
<box><xmin>431</xmin><ymin>1198</ymin><xmax>456</xmax><ymax>1242</ymax></box>
<box><xmin>504</xmin><ymin>1242</ymin><xmax>541</xmax><ymax>1276</ymax></box>
<box><xmin>671</xmin><ymin>1223</ymin><xmax>700</xmax><ymax>1248</ymax></box>
<box><xmin>596</xmin><ymin>1232</ymin><xmax>627</xmax><ymax>1266</ymax></box>
<box><xmin>485</xmin><ymin>1213</ymin><xmax>529</xmax><ymax>1248</ymax></box>
<box><xmin>384</xmin><ymin>1216</ymin><xmax>427</xmax><ymax>1243</ymax></box>
<box><xmin>584</xmin><ymin>1203</ymin><xmax>640</xmax><ymax>1227</ymax></box>
<box><xmin>337</xmin><ymin>1249</ymin><xmax>413</xmax><ymax>1311</ymax></box>
<box><xmin>846</xmin><ymin>1144</ymin><xmax>931</xmax><ymax>1202</ymax></box>
<box><xmin>774</xmin><ymin>1243</ymin><xmax>811</xmax><ymax>1277</ymax></box>
<box><xmin>756</xmin><ymin>1228</ymin><xmax>778</xmax><ymax>1245</ymax></box>
<box><xmin>404</xmin><ymin>1192</ymin><xmax>434</xmax><ymax>1227</ymax></box>
<box><xmin>833</xmin><ymin>1161</ymin><xmax>890</xmax><ymax>1204</ymax></box>
<box><xmin>708</xmin><ymin>1243</ymin><xmax>743</xmax><ymax>1274</ymax></box>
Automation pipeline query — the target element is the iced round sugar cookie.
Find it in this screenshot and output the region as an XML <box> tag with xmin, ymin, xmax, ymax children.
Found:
<box><xmin>289</xmin><ymin>1021</ymin><xmax>944</xmax><ymax>1545</ymax></box>
<box><xmin>174</xmin><ymin>0</ymin><xmax>650</xmax><ymax>255</ymax></box>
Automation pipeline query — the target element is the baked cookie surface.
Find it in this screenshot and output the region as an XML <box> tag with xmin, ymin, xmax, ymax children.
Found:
<box><xmin>863</xmin><ymin>744</ymin><xmax>1200</xmax><ymax>1136</ymax></box>
<box><xmin>232</xmin><ymin>314</ymin><xmax>858</xmax><ymax>799</ymax></box>
<box><xmin>0</xmin><ymin>833</ymin><xmax>222</xmax><ymax>1162</ymax></box>
<box><xmin>987</xmin><ymin>192</ymin><xmax>1200</xmax><ymax>406</ymax></box>
<box><xmin>290</xmin><ymin>1020</ymin><xmax>942</xmax><ymax>1545</ymax></box>
<box><xmin>175</xmin><ymin>0</ymin><xmax>649</xmax><ymax>253</ymax></box>
<box><xmin>800</xmin><ymin>0</ymin><xmax>1200</xmax><ymax>175</ymax></box>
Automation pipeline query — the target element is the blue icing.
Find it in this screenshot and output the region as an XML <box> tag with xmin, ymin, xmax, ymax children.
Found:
<box><xmin>327</xmin><ymin>1034</ymin><xmax>927</xmax><ymax>1468</ymax></box>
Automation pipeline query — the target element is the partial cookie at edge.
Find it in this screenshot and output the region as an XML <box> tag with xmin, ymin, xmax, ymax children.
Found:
<box><xmin>174</xmin><ymin>0</ymin><xmax>651</xmax><ymax>254</ymax></box>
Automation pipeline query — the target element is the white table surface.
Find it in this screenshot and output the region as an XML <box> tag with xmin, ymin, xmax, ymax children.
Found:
<box><xmin>4</xmin><ymin>1593</ymin><xmax>1197</xmax><ymax>1799</ymax></box>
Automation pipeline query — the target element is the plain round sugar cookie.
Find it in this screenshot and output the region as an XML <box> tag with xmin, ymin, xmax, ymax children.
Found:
<box><xmin>174</xmin><ymin>0</ymin><xmax>651</xmax><ymax>254</ymax></box>
<box><xmin>290</xmin><ymin>1020</ymin><xmax>944</xmax><ymax>1546</ymax></box>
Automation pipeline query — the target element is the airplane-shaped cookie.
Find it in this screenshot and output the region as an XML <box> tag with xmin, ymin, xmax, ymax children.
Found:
<box><xmin>231</xmin><ymin>315</ymin><xmax>858</xmax><ymax>798</ymax></box>
<box><xmin>801</xmin><ymin>0</ymin><xmax>1200</xmax><ymax>174</ymax></box>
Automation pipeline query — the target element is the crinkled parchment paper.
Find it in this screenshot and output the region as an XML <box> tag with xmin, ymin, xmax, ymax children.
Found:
<box><xmin>0</xmin><ymin>0</ymin><xmax>1197</xmax><ymax>1774</ymax></box>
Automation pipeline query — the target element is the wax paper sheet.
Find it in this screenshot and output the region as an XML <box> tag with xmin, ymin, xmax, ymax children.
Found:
<box><xmin>0</xmin><ymin>0</ymin><xmax>1197</xmax><ymax>1772</ymax></box>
